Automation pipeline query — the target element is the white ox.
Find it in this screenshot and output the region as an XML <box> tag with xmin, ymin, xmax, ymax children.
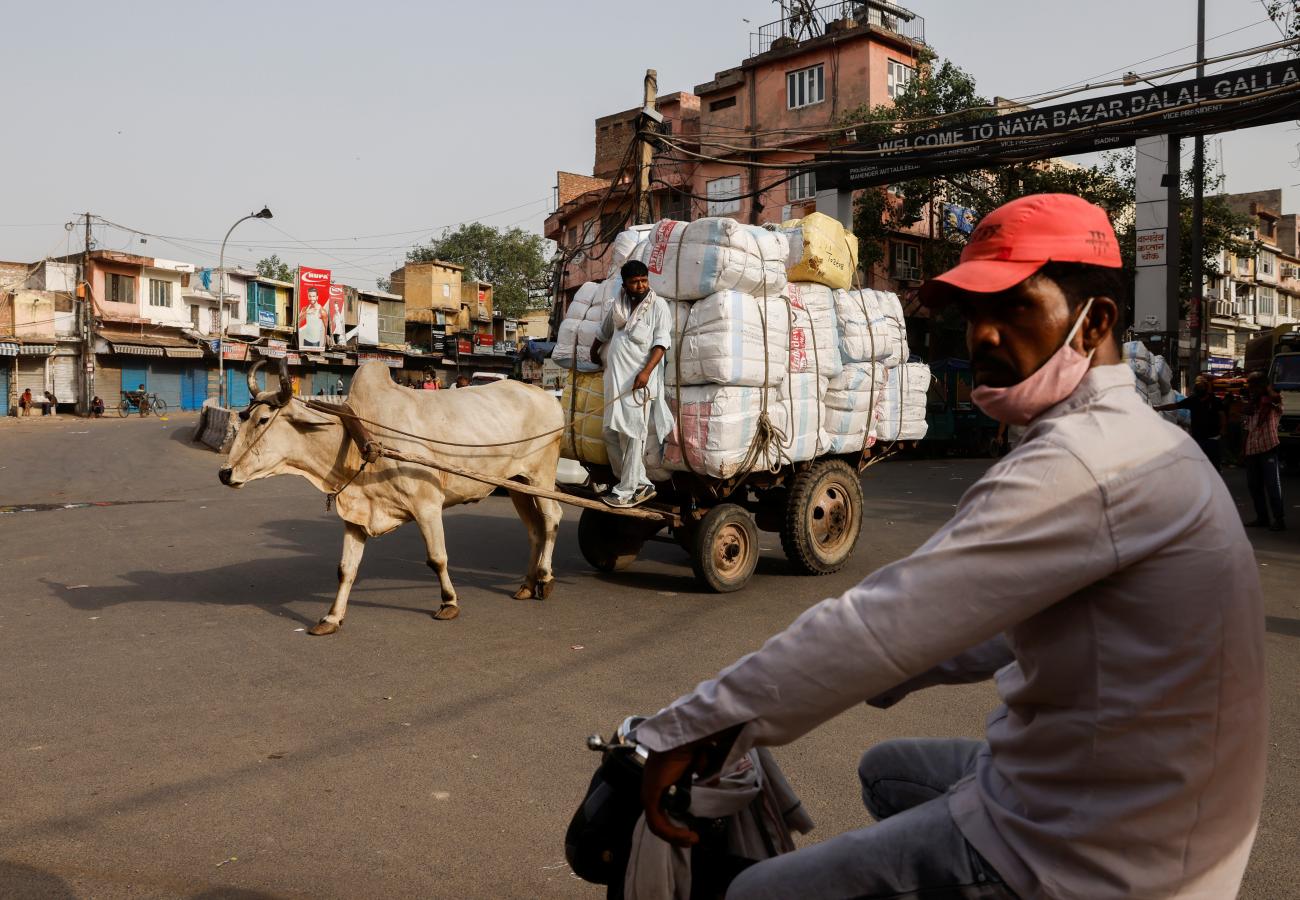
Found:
<box><xmin>218</xmin><ymin>361</ymin><xmax>564</xmax><ymax>635</ymax></box>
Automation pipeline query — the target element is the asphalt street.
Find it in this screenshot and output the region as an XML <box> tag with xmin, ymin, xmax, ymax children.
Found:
<box><xmin>1</xmin><ymin>412</ymin><xmax>1297</xmax><ymax>899</ymax></box>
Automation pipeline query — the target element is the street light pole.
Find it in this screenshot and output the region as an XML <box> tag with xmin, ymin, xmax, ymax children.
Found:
<box><xmin>216</xmin><ymin>207</ymin><xmax>272</xmax><ymax>406</ymax></box>
<box><xmin>1189</xmin><ymin>0</ymin><xmax>1206</xmax><ymax>381</ymax></box>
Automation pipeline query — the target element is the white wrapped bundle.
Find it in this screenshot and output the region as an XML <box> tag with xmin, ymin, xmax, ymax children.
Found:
<box><xmin>786</xmin><ymin>282</ymin><xmax>843</xmax><ymax>379</ymax></box>
<box><xmin>837</xmin><ymin>289</ymin><xmax>908</xmax><ymax>368</ymax></box>
<box><xmin>876</xmin><ymin>363</ymin><xmax>931</xmax><ymax>442</ymax></box>
<box><xmin>781</xmin><ymin>372</ymin><xmax>829</xmax><ymax>462</ymax></box>
<box><xmin>665</xmin><ymin>290</ymin><xmax>790</xmax><ymax>388</ymax></box>
<box><xmin>553</xmin><ymin>319</ymin><xmax>603</xmax><ymax>372</ymax></box>
<box><xmin>635</xmin><ymin>218</ymin><xmax>788</xmax><ymax>301</ymax></box>
<box><xmin>610</xmin><ymin>229</ymin><xmax>643</xmax><ymax>271</ymax></box>
<box><xmin>825</xmin><ymin>361</ymin><xmax>887</xmax><ymax>412</ymax></box>
<box><xmin>664</xmin><ymin>386</ymin><xmax>789</xmax><ymax>479</ymax></box>
<box><xmin>566</xmin><ymin>281</ymin><xmax>600</xmax><ymax>323</ymax></box>
<box><xmin>824</xmin><ymin>406</ymin><xmax>879</xmax><ymax>454</ymax></box>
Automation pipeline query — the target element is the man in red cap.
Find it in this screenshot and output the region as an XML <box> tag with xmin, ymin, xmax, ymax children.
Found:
<box><xmin>632</xmin><ymin>195</ymin><xmax>1266</xmax><ymax>898</ymax></box>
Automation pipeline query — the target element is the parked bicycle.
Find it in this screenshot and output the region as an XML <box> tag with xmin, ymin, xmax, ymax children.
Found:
<box><xmin>118</xmin><ymin>390</ymin><xmax>167</xmax><ymax>417</ymax></box>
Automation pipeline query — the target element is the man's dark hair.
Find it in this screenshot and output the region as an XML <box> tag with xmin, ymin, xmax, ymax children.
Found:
<box><xmin>621</xmin><ymin>260</ymin><xmax>649</xmax><ymax>281</ymax></box>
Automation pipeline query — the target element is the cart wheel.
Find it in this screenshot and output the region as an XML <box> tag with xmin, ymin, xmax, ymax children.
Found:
<box><xmin>690</xmin><ymin>503</ymin><xmax>759</xmax><ymax>593</ymax></box>
<box><xmin>781</xmin><ymin>459</ymin><xmax>863</xmax><ymax>575</ymax></box>
<box><xmin>151</xmin><ymin>397</ymin><xmax>168</xmax><ymax>416</ymax></box>
<box><xmin>117</xmin><ymin>399</ymin><xmax>130</xmax><ymax>418</ymax></box>
<box><xmin>578</xmin><ymin>508</ymin><xmax>649</xmax><ymax>573</ymax></box>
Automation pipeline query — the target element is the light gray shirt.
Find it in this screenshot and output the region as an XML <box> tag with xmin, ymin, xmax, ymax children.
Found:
<box><xmin>636</xmin><ymin>364</ymin><xmax>1267</xmax><ymax>900</ymax></box>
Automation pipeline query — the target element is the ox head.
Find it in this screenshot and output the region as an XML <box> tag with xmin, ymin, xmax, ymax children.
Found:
<box><xmin>218</xmin><ymin>360</ymin><xmax>329</xmax><ymax>488</ymax></box>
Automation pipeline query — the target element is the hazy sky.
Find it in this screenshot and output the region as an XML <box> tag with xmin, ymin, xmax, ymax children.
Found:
<box><xmin>1</xmin><ymin>0</ymin><xmax>1295</xmax><ymax>289</ymax></box>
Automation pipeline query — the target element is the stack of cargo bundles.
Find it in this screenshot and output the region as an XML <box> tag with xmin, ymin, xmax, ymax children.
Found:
<box><xmin>665</xmin><ymin>290</ymin><xmax>790</xmax><ymax>388</ymax></box>
<box><xmin>779</xmin><ymin>211</ymin><xmax>861</xmax><ymax>291</ymax></box>
<box><xmin>554</xmin><ymin>281</ymin><xmax>605</xmax><ymax>373</ymax></box>
<box><xmin>836</xmin><ymin>289</ymin><xmax>908</xmax><ymax>369</ymax></box>
<box><xmin>559</xmin><ymin>370</ymin><xmax>609</xmax><ymax>465</ymax></box>
<box><xmin>823</xmin><ymin>362</ymin><xmax>888</xmax><ymax>454</ymax></box>
<box><xmin>633</xmin><ymin>218</ymin><xmax>788</xmax><ymax>301</ymax></box>
<box><xmin>875</xmin><ymin>362</ymin><xmax>932</xmax><ymax>442</ymax></box>
<box><xmin>1122</xmin><ymin>341</ymin><xmax>1175</xmax><ymax>405</ymax></box>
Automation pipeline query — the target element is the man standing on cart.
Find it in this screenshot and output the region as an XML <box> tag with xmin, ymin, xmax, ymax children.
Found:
<box><xmin>591</xmin><ymin>259</ymin><xmax>673</xmax><ymax>509</ymax></box>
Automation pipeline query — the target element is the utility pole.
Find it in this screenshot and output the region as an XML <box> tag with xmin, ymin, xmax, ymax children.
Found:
<box><xmin>81</xmin><ymin>212</ymin><xmax>94</xmax><ymax>416</ymax></box>
<box><xmin>638</xmin><ymin>68</ymin><xmax>658</xmax><ymax>225</ymax></box>
<box><xmin>1189</xmin><ymin>0</ymin><xmax>1207</xmax><ymax>382</ymax></box>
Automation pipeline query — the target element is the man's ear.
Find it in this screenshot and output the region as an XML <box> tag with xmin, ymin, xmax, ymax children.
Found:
<box><xmin>1085</xmin><ymin>296</ymin><xmax>1120</xmax><ymax>350</ymax></box>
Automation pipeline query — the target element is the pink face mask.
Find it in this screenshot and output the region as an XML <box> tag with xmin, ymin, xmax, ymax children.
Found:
<box><xmin>971</xmin><ymin>298</ymin><xmax>1095</xmax><ymax>426</ymax></box>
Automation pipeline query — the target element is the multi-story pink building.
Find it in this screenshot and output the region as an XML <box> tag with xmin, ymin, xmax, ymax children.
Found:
<box><xmin>545</xmin><ymin>0</ymin><xmax>926</xmax><ymax>307</ymax></box>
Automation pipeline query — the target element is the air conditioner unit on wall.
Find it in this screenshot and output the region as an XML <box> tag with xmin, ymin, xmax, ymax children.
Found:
<box><xmin>894</xmin><ymin>264</ymin><xmax>922</xmax><ymax>283</ymax></box>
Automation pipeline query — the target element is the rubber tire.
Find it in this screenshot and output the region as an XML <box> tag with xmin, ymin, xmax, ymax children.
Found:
<box><xmin>578</xmin><ymin>508</ymin><xmax>647</xmax><ymax>573</ymax></box>
<box><xmin>689</xmin><ymin>503</ymin><xmax>760</xmax><ymax>593</ymax></box>
<box><xmin>151</xmin><ymin>398</ymin><xmax>168</xmax><ymax>416</ymax></box>
<box><xmin>780</xmin><ymin>459</ymin><xmax>864</xmax><ymax>576</ymax></box>
<box><xmin>117</xmin><ymin>400</ymin><xmax>130</xmax><ymax>418</ymax></box>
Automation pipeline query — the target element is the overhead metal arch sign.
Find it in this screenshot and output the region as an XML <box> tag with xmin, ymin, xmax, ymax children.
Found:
<box><xmin>817</xmin><ymin>59</ymin><xmax>1300</xmax><ymax>190</ymax></box>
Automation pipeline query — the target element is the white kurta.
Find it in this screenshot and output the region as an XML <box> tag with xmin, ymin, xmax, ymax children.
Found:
<box><xmin>598</xmin><ymin>288</ymin><xmax>674</xmax><ymax>444</ymax></box>
<box><xmin>635</xmin><ymin>364</ymin><xmax>1267</xmax><ymax>900</ymax></box>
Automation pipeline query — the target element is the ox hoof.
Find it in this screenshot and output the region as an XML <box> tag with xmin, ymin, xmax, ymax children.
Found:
<box><xmin>433</xmin><ymin>604</ymin><xmax>460</xmax><ymax>621</ymax></box>
<box><xmin>307</xmin><ymin>620</ymin><xmax>340</xmax><ymax>636</ymax></box>
<box><xmin>537</xmin><ymin>579</ymin><xmax>556</xmax><ymax>601</ymax></box>
<box><xmin>512</xmin><ymin>584</ymin><xmax>534</xmax><ymax>601</ymax></box>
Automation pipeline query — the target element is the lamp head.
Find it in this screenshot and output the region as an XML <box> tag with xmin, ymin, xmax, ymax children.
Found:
<box><xmin>254</xmin><ymin>207</ymin><xmax>273</xmax><ymax>219</ymax></box>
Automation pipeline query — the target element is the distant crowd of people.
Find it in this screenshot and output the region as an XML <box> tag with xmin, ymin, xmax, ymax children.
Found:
<box><xmin>16</xmin><ymin>388</ymin><xmax>58</xmax><ymax>416</ymax></box>
<box><xmin>398</xmin><ymin>372</ymin><xmax>471</xmax><ymax>390</ymax></box>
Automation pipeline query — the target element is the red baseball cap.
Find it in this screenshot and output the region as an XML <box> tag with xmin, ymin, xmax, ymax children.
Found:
<box><xmin>920</xmin><ymin>194</ymin><xmax>1122</xmax><ymax>307</ymax></box>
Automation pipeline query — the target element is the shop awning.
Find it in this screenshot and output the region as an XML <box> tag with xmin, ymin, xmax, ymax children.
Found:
<box><xmin>19</xmin><ymin>344</ymin><xmax>55</xmax><ymax>355</ymax></box>
<box><xmin>100</xmin><ymin>328</ymin><xmax>205</xmax><ymax>359</ymax></box>
<box><xmin>164</xmin><ymin>347</ymin><xmax>205</xmax><ymax>359</ymax></box>
<box><xmin>0</xmin><ymin>342</ymin><xmax>18</xmax><ymax>357</ymax></box>
<box><xmin>112</xmin><ymin>343</ymin><xmax>164</xmax><ymax>356</ymax></box>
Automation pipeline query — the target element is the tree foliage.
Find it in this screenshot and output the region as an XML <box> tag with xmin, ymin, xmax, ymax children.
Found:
<box><xmin>1267</xmin><ymin>1</ymin><xmax>1300</xmax><ymax>41</ymax></box>
<box><xmin>255</xmin><ymin>254</ymin><xmax>294</xmax><ymax>282</ymax></box>
<box><xmin>407</xmin><ymin>223</ymin><xmax>549</xmax><ymax>318</ymax></box>
<box><xmin>836</xmin><ymin>50</ymin><xmax>1256</xmax><ymax>316</ymax></box>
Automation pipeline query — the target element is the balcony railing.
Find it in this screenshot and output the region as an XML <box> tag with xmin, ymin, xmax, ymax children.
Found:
<box><xmin>752</xmin><ymin>1</ymin><xmax>925</xmax><ymax>56</ymax></box>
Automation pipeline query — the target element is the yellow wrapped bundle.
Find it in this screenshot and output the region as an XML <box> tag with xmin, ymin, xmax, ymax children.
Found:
<box><xmin>560</xmin><ymin>371</ymin><xmax>609</xmax><ymax>465</ymax></box>
<box><xmin>781</xmin><ymin>211</ymin><xmax>860</xmax><ymax>290</ymax></box>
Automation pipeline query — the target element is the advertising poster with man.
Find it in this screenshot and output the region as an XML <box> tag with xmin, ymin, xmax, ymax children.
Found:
<box><xmin>296</xmin><ymin>266</ymin><xmax>332</xmax><ymax>351</ymax></box>
<box><xmin>328</xmin><ymin>284</ymin><xmax>347</xmax><ymax>346</ymax></box>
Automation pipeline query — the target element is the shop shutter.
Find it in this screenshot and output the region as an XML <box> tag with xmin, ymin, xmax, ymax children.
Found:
<box><xmin>0</xmin><ymin>366</ymin><xmax>9</xmax><ymax>415</ymax></box>
<box><xmin>226</xmin><ymin>364</ymin><xmax>264</xmax><ymax>409</ymax></box>
<box><xmin>51</xmin><ymin>356</ymin><xmax>78</xmax><ymax>403</ymax></box>
<box><xmin>16</xmin><ymin>358</ymin><xmax>47</xmax><ymax>395</ymax></box>
<box><xmin>147</xmin><ymin>363</ymin><xmax>183</xmax><ymax>410</ymax></box>
<box><xmin>120</xmin><ymin>363</ymin><xmax>149</xmax><ymax>395</ymax></box>
<box><xmin>96</xmin><ymin>360</ymin><xmax>121</xmax><ymax>407</ymax></box>
<box><xmin>181</xmin><ymin>365</ymin><xmax>210</xmax><ymax>410</ymax></box>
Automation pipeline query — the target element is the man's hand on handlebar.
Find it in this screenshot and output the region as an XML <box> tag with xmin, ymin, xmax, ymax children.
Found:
<box><xmin>640</xmin><ymin>725</ymin><xmax>743</xmax><ymax>848</ymax></box>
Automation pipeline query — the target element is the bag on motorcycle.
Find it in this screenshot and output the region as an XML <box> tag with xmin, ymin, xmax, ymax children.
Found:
<box><xmin>565</xmin><ymin>745</ymin><xmax>647</xmax><ymax>886</ymax></box>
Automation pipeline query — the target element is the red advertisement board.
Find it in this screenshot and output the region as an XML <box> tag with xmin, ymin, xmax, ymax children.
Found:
<box><xmin>297</xmin><ymin>266</ymin><xmax>332</xmax><ymax>350</ymax></box>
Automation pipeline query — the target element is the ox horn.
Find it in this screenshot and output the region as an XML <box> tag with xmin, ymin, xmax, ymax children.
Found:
<box><xmin>247</xmin><ymin>360</ymin><xmax>266</xmax><ymax>398</ymax></box>
<box><xmin>276</xmin><ymin>359</ymin><xmax>292</xmax><ymax>406</ymax></box>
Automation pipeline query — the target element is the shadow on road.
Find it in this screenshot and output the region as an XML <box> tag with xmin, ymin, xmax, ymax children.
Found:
<box><xmin>1265</xmin><ymin>615</ymin><xmax>1300</xmax><ymax>638</ymax></box>
<box><xmin>39</xmin><ymin>514</ymin><xmax>533</xmax><ymax>628</ymax></box>
<box><xmin>0</xmin><ymin>860</ymin><xmax>76</xmax><ymax>899</ymax></box>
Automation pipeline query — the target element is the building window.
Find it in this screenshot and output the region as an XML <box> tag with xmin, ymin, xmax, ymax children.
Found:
<box><xmin>788</xmin><ymin>171</ymin><xmax>817</xmax><ymax>202</ymax></box>
<box><xmin>892</xmin><ymin>242</ymin><xmax>921</xmax><ymax>280</ymax></box>
<box><xmin>1259</xmin><ymin>253</ymin><xmax>1275</xmax><ymax>277</ymax></box>
<box><xmin>786</xmin><ymin>64</ymin><xmax>825</xmax><ymax>110</ymax></box>
<box><xmin>887</xmin><ymin>60</ymin><xmax>916</xmax><ymax>100</ymax></box>
<box><xmin>211</xmin><ymin>308</ymin><xmax>221</xmax><ymax>333</ymax></box>
<box><xmin>1209</xmin><ymin>328</ymin><xmax>1229</xmax><ymax>351</ymax></box>
<box><xmin>1258</xmin><ymin>287</ymin><xmax>1275</xmax><ymax>316</ymax></box>
<box><xmin>190</xmin><ymin>305</ymin><xmax>201</xmax><ymax>329</ymax></box>
<box><xmin>106</xmin><ymin>273</ymin><xmax>135</xmax><ymax>303</ymax></box>
<box><xmin>149</xmin><ymin>279</ymin><xmax>172</xmax><ymax>307</ymax></box>
<box><xmin>707</xmin><ymin>175</ymin><xmax>742</xmax><ymax>216</ymax></box>
<box><xmin>1236</xmin><ymin>255</ymin><xmax>1249</xmax><ymax>274</ymax></box>
<box><xmin>709</xmin><ymin>95</ymin><xmax>737</xmax><ymax>112</ymax></box>
<box><xmin>1261</xmin><ymin>218</ymin><xmax>1276</xmax><ymax>238</ymax></box>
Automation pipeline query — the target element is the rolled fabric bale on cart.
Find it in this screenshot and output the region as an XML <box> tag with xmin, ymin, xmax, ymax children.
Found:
<box><xmin>665</xmin><ymin>290</ymin><xmax>790</xmax><ymax>388</ymax></box>
<box><xmin>554</xmin><ymin>319</ymin><xmax>604</xmax><ymax>372</ymax></box>
<box><xmin>823</xmin><ymin>362</ymin><xmax>888</xmax><ymax>454</ymax></box>
<box><xmin>1121</xmin><ymin>340</ymin><xmax>1182</xmax><ymax>422</ymax></box>
<box><xmin>876</xmin><ymin>362</ymin><xmax>932</xmax><ymax>442</ymax></box>
<box><xmin>786</xmin><ymin>282</ymin><xmax>843</xmax><ymax>380</ymax></box>
<box><xmin>559</xmin><ymin>370</ymin><xmax>610</xmax><ymax>465</ymax></box>
<box><xmin>782</xmin><ymin>371</ymin><xmax>830</xmax><ymax>462</ymax></box>
<box><xmin>633</xmin><ymin>218</ymin><xmax>788</xmax><ymax>301</ymax></box>
<box><xmin>663</xmin><ymin>385</ymin><xmax>789</xmax><ymax>479</ymax></box>
<box><xmin>780</xmin><ymin>211</ymin><xmax>860</xmax><ymax>291</ymax></box>
<box><xmin>836</xmin><ymin>289</ymin><xmax>908</xmax><ymax>368</ymax></box>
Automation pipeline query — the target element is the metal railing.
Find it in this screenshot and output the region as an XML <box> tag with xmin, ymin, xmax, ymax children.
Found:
<box><xmin>752</xmin><ymin>1</ymin><xmax>925</xmax><ymax>56</ymax></box>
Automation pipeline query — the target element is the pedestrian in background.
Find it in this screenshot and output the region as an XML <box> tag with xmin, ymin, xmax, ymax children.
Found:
<box><xmin>454</xmin><ymin>375</ymin><xmax>470</xmax><ymax>389</ymax></box>
<box><xmin>422</xmin><ymin>372</ymin><xmax>439</xmax><ymax>390</ymax></box>
<box><xmin>90</xmin><ymin>396</ymin><xmax>105</xmax><ymax>417</ymax></box>
<box><xmin>335</xmin><ymin>376</ymin><xmax>344</xmax><ymax>396</ymax></box>
<box><xmin>1242</xmin><ymin>371</ymin><xmax>1286</xmax><ymax>531</ymax></box>
<box><xmin>18</xmin><ymin>388</ymin><xmax>32</xmax><ymax>415</ymax></box>
<box><xmin>41</xmin><ymin>391</ymin><xmax>56</xmax><ymax>415</ymax></box>
<box><xmin>1155</xmin><ymin>376</ymin><xmax>1226</xmax><ymax>470</ymax></box>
